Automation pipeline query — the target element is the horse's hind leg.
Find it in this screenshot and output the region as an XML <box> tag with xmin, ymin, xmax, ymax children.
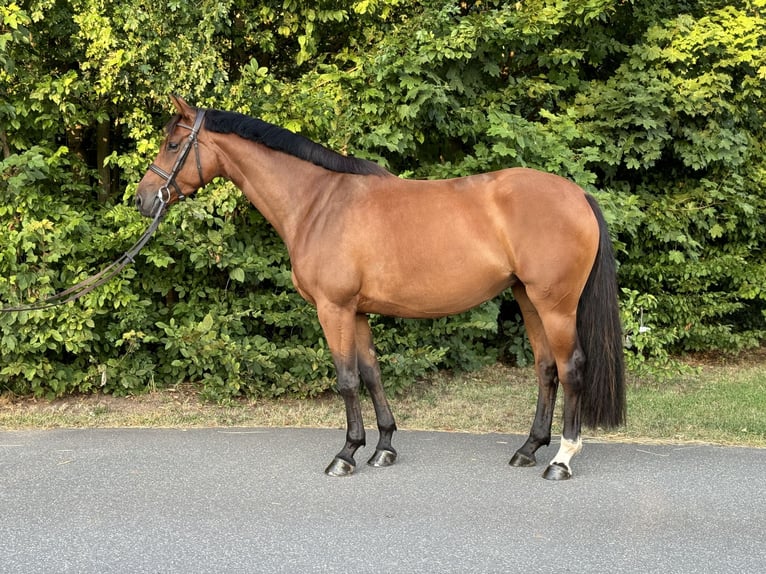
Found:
<box><xmin>538</xmin><ymin>310</ymin><xmax>586</xmax><ymax>481</ymax></box>
<box><xmin>509</xmin><ymin>284</ymin><xmax>559</xmax><ymax>468</ymax></box>
<box><xmin>356</xmin><ymin>314</ymin><xmax>398</xmax><ymax>468</ymax></box>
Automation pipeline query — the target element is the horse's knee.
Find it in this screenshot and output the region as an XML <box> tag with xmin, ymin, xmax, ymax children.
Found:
<box><xmin>358</xmin><ymin>362</ymin><xmax>379</xmax><ymax>389</ymax></box>
<box><xmin>334</xmin><ymin>359</ymin><xmax>359</xmax><ymax>394</ymax></box>
<box><xmin>337</xmin><ymin>378</ymin><xmax>359</xmax><ymax>397</ymax></box>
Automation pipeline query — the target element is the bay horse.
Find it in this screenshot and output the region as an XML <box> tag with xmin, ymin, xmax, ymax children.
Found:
<box><xmin>136</xmin><ymin>96</ymin><xmax>625</xmax><ymax>480</ymax></box>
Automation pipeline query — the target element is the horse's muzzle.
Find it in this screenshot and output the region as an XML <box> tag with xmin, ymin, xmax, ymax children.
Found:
<box><xmin>135</xmin><ymin>190</ymin><xmax>163</xmax><ymax>218</ymax></box>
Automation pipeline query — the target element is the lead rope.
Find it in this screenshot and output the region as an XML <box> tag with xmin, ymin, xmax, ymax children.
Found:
<box><xmin>0</xmin><ymin>207</ymin><xmax>165</xmax><ymax>313</ymax></box>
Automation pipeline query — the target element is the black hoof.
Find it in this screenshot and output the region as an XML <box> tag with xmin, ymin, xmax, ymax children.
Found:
<box><xmin>367</xmin><ymin>449</ymin><xmax>397</xmax><ymax>468</ymax></box>
<box><xmin>509</xmin><ymin>451</ymin><xmax>537</xmax><ymax>467</ymax></box>
<box><xmin>325</xmin><ymin>457</ymin><xmax>355</xmax><ymax>477</ymax></box>
<box><xmin>542</xmin><ymin>462</ymin><xmax>572</xmax><ymax>481</ymax></box>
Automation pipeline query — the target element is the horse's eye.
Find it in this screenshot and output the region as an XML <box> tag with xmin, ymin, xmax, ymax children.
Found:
<box><xmin>168</xmin><ymin>142</ymin><xmax>180</xmax><ymax>152</ymax></box>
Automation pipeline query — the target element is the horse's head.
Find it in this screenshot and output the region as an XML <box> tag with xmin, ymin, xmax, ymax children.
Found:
<box><xmin>135</xmin><ymin>95</ymin><xmax>217</xmax><ymax>218</ymax></box>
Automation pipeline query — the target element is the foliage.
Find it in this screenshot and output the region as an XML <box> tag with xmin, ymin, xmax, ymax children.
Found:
<box><xmin>1</xmin><ymin>0</ymin><xmax>764</xmax><ymax>399</ymax></box>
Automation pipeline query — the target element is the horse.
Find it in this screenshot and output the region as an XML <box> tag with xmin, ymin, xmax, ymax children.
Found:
<box><xmin>136</xmin><ymin>96</ymin><xmax>625</xmax><ymax>480</ymax></box>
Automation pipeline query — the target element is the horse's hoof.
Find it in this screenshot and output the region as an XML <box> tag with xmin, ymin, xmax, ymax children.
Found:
<box><xmin>325</xmin><ymin>457</ymin><xmax>355</xmax><ymax>477</ymax></box>
<box><xmin>368</xmin><ymin>449</ymin><xmax>397</xmax><ymax>468</ymax></box>
<box><xmin>509</xmin><ymin>451</ymin><xmax>536</xmax><ymax>467</ymax></box>
<box><xmin>542</xmin><ymin>462</ymin><xmax>572</xmax><ymax>481</ymax></box>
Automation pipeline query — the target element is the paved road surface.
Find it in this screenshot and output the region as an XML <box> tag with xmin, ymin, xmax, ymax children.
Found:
<box><xmin>1</xmin><ymin>428</ymin><xmax>764</xmax><ymax>573</ymax></box>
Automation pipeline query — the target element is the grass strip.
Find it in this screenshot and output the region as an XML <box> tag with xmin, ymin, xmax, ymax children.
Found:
<box><xmin>1</xmin><ymin>359</ymin><xmax>764</xmax><ymax>447</ymax></box>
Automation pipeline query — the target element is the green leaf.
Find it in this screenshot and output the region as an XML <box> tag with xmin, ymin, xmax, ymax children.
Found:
<box><xmin>229</xmin><ymin>267</ymin><xmax>245</xmax><ymax>283</ymax></box>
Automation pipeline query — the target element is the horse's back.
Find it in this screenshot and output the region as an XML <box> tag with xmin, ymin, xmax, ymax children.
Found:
<box><xmin>372</xmin><ymin>167</ymin><xmax>600</xmax><ymax>285</ymax></box>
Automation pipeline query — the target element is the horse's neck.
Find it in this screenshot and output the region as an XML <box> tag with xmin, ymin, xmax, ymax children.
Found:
<box><xmin>212</xmin><ymin>134</ymin><xmax>329</xmax><ymax>247</ymax></box>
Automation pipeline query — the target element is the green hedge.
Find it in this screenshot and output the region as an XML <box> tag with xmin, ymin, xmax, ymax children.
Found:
<box><xmin>1</xmin><ymin>0</ymin><xmax>764</xmax><ymax>398</ymax></box>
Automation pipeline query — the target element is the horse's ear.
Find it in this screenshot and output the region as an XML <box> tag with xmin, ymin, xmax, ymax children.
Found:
<box><xmin>170</xmin><ymin>95</ymin><xmax>194</xmax><ymax>118</ymax></box>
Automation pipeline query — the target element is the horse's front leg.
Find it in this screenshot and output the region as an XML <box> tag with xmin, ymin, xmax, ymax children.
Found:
<box><xmin>325</xmin><ymin>357</ymin><xmax>366</xmax><ymax>476</ymax></box>
<box><xmin>318</xmin><ymin>303</ymin><xmax>366</xmax><ymax>477</ymax></box>
<box><xmin>355</xmin><ymin>314</ymin><xmax>397</xmax><ymax>468</ymax></box>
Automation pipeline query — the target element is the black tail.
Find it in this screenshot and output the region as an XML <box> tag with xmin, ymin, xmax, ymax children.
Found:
<box><xmin>577</xmin><ymin>194</ymin><xmax>626</xmax><ymax>428</ymax></box>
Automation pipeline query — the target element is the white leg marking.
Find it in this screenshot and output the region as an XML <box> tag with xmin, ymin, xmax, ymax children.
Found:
<box><xmin>550</xmin><ymin>435</ymin><xmax>583</xmax><ymax>471</ymax></box>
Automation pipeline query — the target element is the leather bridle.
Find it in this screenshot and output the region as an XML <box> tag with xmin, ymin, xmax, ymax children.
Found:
<box><xmin>148</xmin><ymin>109</ymin><xmax>207</xmax><ymax>206</ymax></box>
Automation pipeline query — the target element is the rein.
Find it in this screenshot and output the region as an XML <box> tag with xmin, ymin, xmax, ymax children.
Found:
<box><xmin>0</xmin><ymin>110</ymin><xmax>207</xmax><ymax>313</ymax></box>
<box><xmin>0</xmin><ymin>208</ymin><xmax>164</xmax><ymax>313</ymax></box>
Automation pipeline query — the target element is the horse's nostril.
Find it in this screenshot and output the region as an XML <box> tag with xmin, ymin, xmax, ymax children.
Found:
<box><xmin>135</xmin><ymin>196</ymin><xmax>142</xmax><ymax>209</ymax></box>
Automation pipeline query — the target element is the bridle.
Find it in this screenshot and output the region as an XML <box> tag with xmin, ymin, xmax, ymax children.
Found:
<box><xmin>0</xmin><ymin>110</ymin><xmax>208</xmax><ymax>313</ymax></box>
<box><xmin>148</xmin><ymin>108</ymin><xmax>207</xmax><ymax>207</ymax></box>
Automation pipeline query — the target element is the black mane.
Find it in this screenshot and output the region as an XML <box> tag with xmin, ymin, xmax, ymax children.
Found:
<box><xmin>201</xmin><ymin>109</ymin><xmax>389</xmax><ymax>176</ymax></box>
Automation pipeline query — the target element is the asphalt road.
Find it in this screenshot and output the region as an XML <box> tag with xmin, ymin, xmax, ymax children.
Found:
<box><xmin>1</xmin><ymin>427</ymin><xmax>764</xmax><ymax>573</ymax></box>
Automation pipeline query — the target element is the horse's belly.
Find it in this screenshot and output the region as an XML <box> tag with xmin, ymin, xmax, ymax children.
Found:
<box><xmin>357</xmin><ymin>259</ymin><xmax>514</xmax><ymax>318</ymax></box>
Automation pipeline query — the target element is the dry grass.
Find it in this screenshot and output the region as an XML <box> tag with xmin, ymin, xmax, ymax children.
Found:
<box><xmin>0</xmin><ymin>365</ymin><xmax>537</xmax><ymax>433</ymax></box>
<box><xmin>1</xmin><ymin>356</ymin><xmax>764</xmax><ymax>447</ymax></box>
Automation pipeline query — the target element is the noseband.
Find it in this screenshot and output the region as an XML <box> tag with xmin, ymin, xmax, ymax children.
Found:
<box><xmin>148</xmin><ymin>109</ymin><xmax>207</xmax><ymax>206</ymax></box>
